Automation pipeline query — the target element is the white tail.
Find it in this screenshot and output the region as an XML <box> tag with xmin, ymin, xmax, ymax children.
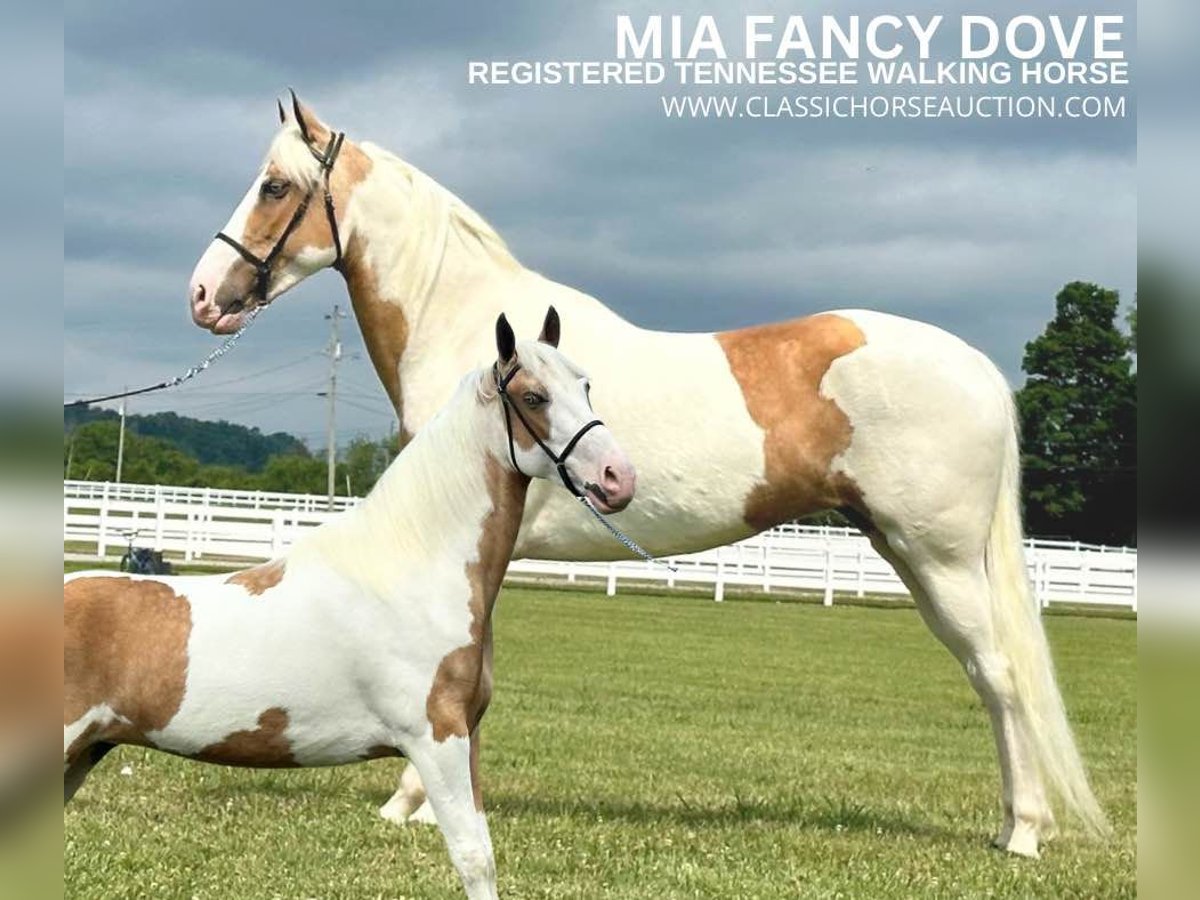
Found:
<box><xmin>985</xmin><ymin>389</ymin><xmax>1110</xmax><ymax>838</ymax></box>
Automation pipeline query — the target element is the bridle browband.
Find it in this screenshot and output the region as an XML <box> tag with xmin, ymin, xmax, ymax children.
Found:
<box><xmin>215</xmin><ymin>130</ymin><xmax>346</xmax><ymax>303</ymax></box>
<box><xmin>493</xmin><ymin>361</ymin><xmax>604</xmax><ymax>498</ymax></box>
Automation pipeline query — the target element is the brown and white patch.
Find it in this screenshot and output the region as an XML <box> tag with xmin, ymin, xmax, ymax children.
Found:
<box><xmin>64</xmin><ymin>577</ymin><xmax>191</xmax><ymax>755</ymax></box>
<box><xmin>342</xmin><ymin>238</ymin><xmax>409</xmax><ymax>420</ymax></box>
<box><xmin>242</xmin><ymin>137</ymin><xmax>373</xmax><ymax>265</ymax></box>
<box><xmin>192</xmin><ymin>707</ymin><xmax>298</xmax><ymax>768</ymax></box>
<box><xmin>425</xmin><ymin>457</ymin><xmax>527</xmax><ymax>746</ymax></box>
<box><xmin>717</xmin><ymin>314</ymin><xmax>867</xmax><ymax>530</ymax></box>
<box><xmin>226</xmin><ymin>559</ymin><xmax>286</xmax><ymax>596</ymax></box>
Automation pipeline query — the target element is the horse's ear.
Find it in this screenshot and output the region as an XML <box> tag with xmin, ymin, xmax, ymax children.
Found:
<box><xmin>288</xmin><ymin>89</ymin><xmax>329</xmax><ymax>145</ymax></box>
<box><xmin>277</xmin><ymin>98</ymin><xmax>286</xmax><ymax>124</ymax></box>
<box><xmin>495</xmin><ymin>313</ymin><xmax>516</xmax><ymax>364</ymax></box>
<box><xmin>538</xmin><ymin>306</ymin><xmax>561</xmax><ymax>348</ymax></box>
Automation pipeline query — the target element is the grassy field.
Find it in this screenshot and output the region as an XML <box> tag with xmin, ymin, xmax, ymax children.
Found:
<box><xmin>64</xmin><ymin>586</ymin><xmax>1135</xmax><ymax>899</ymax></box>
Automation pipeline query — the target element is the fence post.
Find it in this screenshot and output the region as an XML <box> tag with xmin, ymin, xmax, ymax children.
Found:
<box><xmin>154</xmin><ymin>484</ymin><xmax>165</xmax><ymax>551</ymax></box>
<box><xmin>606</xmin><ymin>563</ymin><xmax>617</xmax><ymax>597</ymax></box>
<box><xmin>199</xmin><ymin>487</ymin><xmax>213</xmax><ymax>560</ymax></box>
<box><xmin>1131</xmin><ymin>557</ymin><xmax>1137</xmax><ymax>613</ymax></box>
<box><xmin>271</xmin><ymin>511</ymin><xmax>284</xmax><ymax>556</ymax></box>
<box><xmin>97</xmin><ymin>482</ymin><xmax>110</xmax><ymax>558</ymax></box>
<box><xmin>714</xmin><ymin>549</ymin><xmax>725</xmax><ymax>602</ymax></box>
<box><xmin>823</xmin><ymin>538</ymin><xmax>834</xmax><ymax>607</ymax></box>
<box><xmin>856</xmin><ymin>544</ymin><xmax>865</xmax><ymax>598</ymax></box>
<box><xmin>184</xmin><ymin>508</ymin><xmax>195</xmax><ymax>562</ymax></box>
<box><xmin>1037</xmin><ymin>557</ymin><xmax>1049</xmax><ymax>611</ymax></box>
<box><xmin>761</xmin><ymin>535</ymin><xmax>771</xmax><ymax>594</ymax></box>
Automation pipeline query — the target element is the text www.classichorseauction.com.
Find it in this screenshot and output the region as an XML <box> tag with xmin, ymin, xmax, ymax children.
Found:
<box><xmin>466</xmin><ymin>13</ymin><xmax>1130</xmax><ymax>121</ymax></box>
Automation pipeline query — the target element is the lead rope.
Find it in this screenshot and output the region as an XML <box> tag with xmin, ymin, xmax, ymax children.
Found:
<box><xmin>65</xmin><ymin>306</ymin><xmax>263</xmax><ymax>407</ymax></box>
<box><xmin>577</xmin><ymin>494</ymin><xmax>678</xmax><ymax>572</ymax></box>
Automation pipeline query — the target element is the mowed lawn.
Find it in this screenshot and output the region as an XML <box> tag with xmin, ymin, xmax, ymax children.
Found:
<box><xmin>64</xmin><ymin>586</ymin><xmax>1135</xmax><ymax>899</ymax></box>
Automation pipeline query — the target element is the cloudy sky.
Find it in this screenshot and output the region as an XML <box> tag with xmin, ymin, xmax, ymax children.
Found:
<box><xmin>65</xmin><ymin>1</ymin><xmax>1136</xmax><ymax>447</ymax></box>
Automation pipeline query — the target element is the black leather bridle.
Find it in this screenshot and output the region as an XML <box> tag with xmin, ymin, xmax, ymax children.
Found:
<box><xmin>215</xmin><ymin>129</ymin><xmax>346</xmax><ymax>303</ymax></box>
<box><xmin>493</xmin><ymin>361</ymin><xmax>604</xmax><ymax>498</ymax></box>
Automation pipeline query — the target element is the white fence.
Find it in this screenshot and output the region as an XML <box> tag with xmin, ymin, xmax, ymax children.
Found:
<box><xmin>63</xmin><ymin>480</ymin><xmax>1136</xmax><ymax>612</ymax></box>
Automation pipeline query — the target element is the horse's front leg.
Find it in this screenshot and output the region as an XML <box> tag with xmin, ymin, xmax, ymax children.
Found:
<box><xmin>405</xmin><ymin>731</ymin><xmax>497</xmax><ymax>900</ymax></box>
<box><xmin>381</xmin><ymin>623</ymin><xmax>493</xmax><ymax>827</ymax></box>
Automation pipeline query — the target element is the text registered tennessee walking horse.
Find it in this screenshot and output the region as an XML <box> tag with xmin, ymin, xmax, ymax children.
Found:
<box><xmin>187</xmin><ymin>95</ymin><xmax>1108</xmax><ymax>856</ymax></box>
<box><xmin>64</xmin><ymin>311</ymin><xmax>635</xmax><ymax>900</ymax></box>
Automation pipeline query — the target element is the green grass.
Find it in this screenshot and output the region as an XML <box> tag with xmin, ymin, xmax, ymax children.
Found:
<box><xmin>64</xmin><ymin>588</ymin><xmax>1135</xmax><ymax>899</ymax></box>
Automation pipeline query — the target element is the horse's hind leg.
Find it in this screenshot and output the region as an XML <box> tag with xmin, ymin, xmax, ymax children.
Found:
<box><xmin>64</xmin><ymin>741</ymin><xmax>114</xmax><ymax>804</ymax></box>
<box><xmin>869</xmin><ymin>532</ymin><xmax>1050</xmax><ymax>856</ymax></box>
<box><xmin>379</xmin><ymin>761</ymin><xmax>431</xmax><ymax>825</ymax></box>
<box><xmin>404</xmin><ymin>735</ymin><xmax>497</xmax><ymax>900</ymax></box>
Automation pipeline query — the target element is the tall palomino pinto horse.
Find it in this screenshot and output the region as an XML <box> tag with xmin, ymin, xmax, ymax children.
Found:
<box><xmin>64</xmin><ymin>310</ymin><xmax>636</xmax><ymax>900</ymax></box>
<box><xmin>187</xmin><ymin>95</ymin><xmax>1108</xmax><ymax>857</ymax></box>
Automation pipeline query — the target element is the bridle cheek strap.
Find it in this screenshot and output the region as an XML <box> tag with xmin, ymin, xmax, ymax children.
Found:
<box><xmin>214</xmin><ymin>131</ymin><xmax>345</xmax><ymax>304</ymax></box>
<box><xmin>494</xmin><ymin>362</ymin><xmax>603</xmax><ymax>497</ymax></box>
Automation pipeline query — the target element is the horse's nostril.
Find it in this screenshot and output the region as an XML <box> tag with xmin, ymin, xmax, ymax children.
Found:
<box><xmin>602</xmin><ymin>465</ymin><xmax>620</xmax><ymax>489</ymax></box>
<box><xmin>193</xmin><ymin>284</ymin><xmax>206</xmax><ymax>304</ymax></box>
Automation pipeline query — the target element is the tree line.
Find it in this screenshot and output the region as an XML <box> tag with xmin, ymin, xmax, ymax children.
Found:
<box><xmin>63</xmin><ymin>279</ymin><xmax>1137</xmax><ymax>545</ymax></box>
<box><xmin>63</xmin><ymin>414</ymin><xmax>399</xmax><ymax>499</ymax></box>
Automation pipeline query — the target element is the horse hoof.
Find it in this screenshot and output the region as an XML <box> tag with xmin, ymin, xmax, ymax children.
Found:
<box><xmin>406</xmin><ymin>800</ymin><xmax>438</xmax><ymax>826</ymax></box>
<box><xmin>995</xmin><ymin>824</ymin><xmax>1041</xmax><ymax>858</ymax></box>
<box><xmin>379</xmin><ymin>798</ymin><xmax>416</xmax><ymax>826</ymax></box>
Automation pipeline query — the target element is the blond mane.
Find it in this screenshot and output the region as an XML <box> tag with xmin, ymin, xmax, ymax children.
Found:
<box><xmin>267</xmin><ymin>125</ymin><xmax>520</xmax><ymax>307</ymax></box>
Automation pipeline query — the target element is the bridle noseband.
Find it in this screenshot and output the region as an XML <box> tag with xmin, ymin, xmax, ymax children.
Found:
<box><xmin>493</xmin><ymin>362</ymin><xmax>604</xmax><ymax>498</ymax></box>
<box><xmin>215</xmin><ymin>130</ymin><xmax>346</xmax><ymax>303</ymax></box>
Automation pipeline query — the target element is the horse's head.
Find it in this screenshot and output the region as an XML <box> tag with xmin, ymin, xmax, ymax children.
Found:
<box><xmin>189</xmin><ymin>93</ymin><xmax>365</xmax><ymax>334</ymax></box>
<box><xmin>490</xmin><ymin>308</ymin><xmax>636</xmax><ymax>513</ymax></box>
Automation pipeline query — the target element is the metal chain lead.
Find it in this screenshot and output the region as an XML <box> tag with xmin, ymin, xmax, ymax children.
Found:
<box><xmin>65</xmin><ymin>306</ymin><xmax>263</xmax><ymax>407</ymax></box>
<box><xmin>169</xmin><ymin>305</ymin><xmax>263</xmax><ymax>386</ymax></box>
<box><xmin>578</xmin><ymin>494</ymin><xmax>677</xmax><ymax>572</ymax></box>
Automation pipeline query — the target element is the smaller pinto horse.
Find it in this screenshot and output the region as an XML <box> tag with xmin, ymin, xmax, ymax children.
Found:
<box><xmin>63</xmin><ymin>309</ymin><xmax>635</xmax><ymax>900</ymax></box>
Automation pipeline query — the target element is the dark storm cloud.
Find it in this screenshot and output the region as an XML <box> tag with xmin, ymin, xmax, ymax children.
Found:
<box><xmin>65</xmin><ymin>1</ymin><xmax>1136</xmax><ymax>440</ymax></box>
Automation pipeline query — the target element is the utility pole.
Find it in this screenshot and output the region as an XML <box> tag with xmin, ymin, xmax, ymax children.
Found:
<box><xmin>324</xmin><ymin>305</ymin><xmax>346</xmax><ymax>510</ymax></box>
<box><xmin>115</xmin><ymin>396</ymin><xmax>127</xmax><ymax>484</ymax></box>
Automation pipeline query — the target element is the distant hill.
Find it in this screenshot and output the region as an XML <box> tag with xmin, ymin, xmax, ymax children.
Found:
<box><xmin>64</xmin><ymin>406</ymin><xmax>308</xmax><ymax>472</ymax></box>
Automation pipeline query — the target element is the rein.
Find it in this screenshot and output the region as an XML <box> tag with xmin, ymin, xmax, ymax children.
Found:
<box><xmin>493</xmin><ymin>361</ymin><xmax>676</xmax><ymax>571</ymax></box>
<box><xmin>215</xmin><ymin>130</ymin><xmax>346</xmax><ymax>302</ymax></box>
<box><xmin>64</xmin><ymin>306</ymin><xmax>262</xmax><ymax>408</ymax></box>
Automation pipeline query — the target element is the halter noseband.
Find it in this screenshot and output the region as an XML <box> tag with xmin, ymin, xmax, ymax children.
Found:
<box><xmin>493</xmin><ymin>361</ymin><xmax>604</xmax><ymax>498</ymax></box>
<box><xmin>215</xmin><ymin>130</ymin><xmax>346</xmax><ymax>303</ymax></box>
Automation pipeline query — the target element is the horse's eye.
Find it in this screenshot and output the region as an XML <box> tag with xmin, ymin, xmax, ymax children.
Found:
<box><xmin>260</xmin><ymin>179</ymin><xmax>289</xmax><ymax>199</ymax></box>
<box><xmin>523</xmin><ymin>392</ymin><xmax>546</xmax><ymax>409</ymax></box>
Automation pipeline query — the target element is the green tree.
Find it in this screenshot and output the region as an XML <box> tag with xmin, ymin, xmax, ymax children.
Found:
<box><xmin>64</xmin><ymin>406</ymin><xmax>308</xmax><ymax>471</ymax></box>
<box><xmin>340</xmin><ymin>432</ymin><xmax>402</xmax><ymax>496</ymax></box>
<box><xmin>257</xmin><ymin>454</ymin><xmax>330</xmax><ymax>495</ymax></box>
<box><xmin>64</xmin><ymin>420</ymin><xmax>203</xmax><ymax>485</ymax></box>
<box><xmin>1017</xmin><ymin>281</ymin><xmax>1136</xmax><ymax>545</ymax></box>
<box><xmin>63</xmin><ymin>410</ymin><xmax>402</xmax><ymax>499</ymax></box>
<box><xmin>343</xmin><ymin>435</ymin><xmax>387</xmax><ymax>496</ymax></box>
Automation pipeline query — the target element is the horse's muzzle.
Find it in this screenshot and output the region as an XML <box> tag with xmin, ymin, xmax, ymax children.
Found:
<box><xmin>587</xmin><ymin>459</ymin><xmax>636</xmax><ymax>513</ymax></box>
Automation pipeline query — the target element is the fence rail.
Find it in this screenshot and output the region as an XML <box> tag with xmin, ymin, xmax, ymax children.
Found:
<box><xmin>63</xmin><ymin>480</ymin><xmax>1136</xmax><ymax>611</ymax></box>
